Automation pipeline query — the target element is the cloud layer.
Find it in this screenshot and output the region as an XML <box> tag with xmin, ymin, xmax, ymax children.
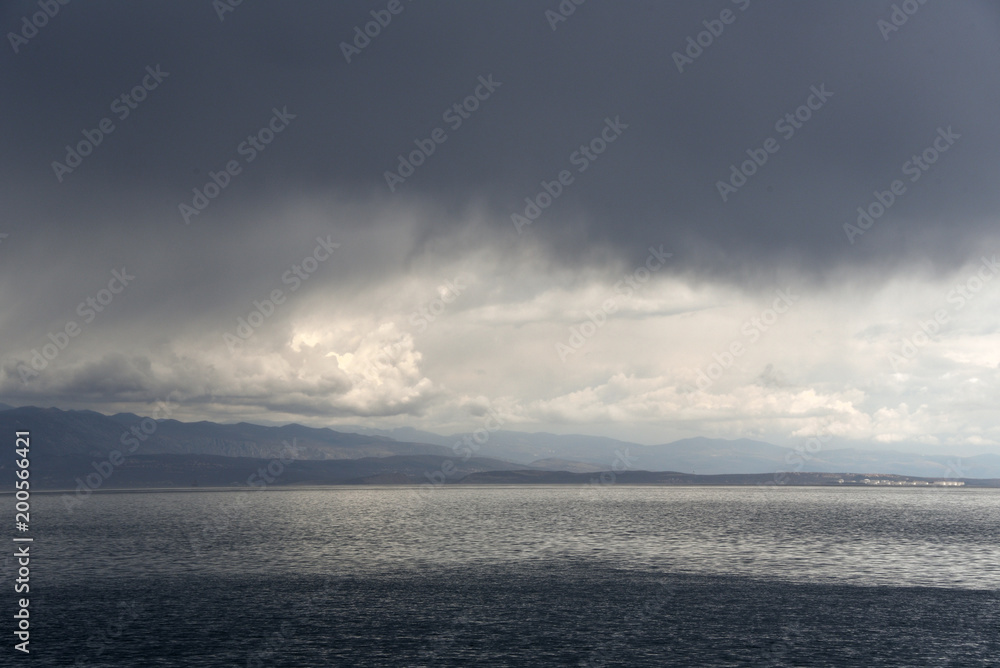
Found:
<box><xmin>2</xmin><ymin>1</ymin><xmax>998</xmax><ymax>451</ymax></box>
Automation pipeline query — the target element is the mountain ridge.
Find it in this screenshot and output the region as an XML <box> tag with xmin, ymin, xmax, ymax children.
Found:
<box><xmin>3</xmin><ymin>405</ymin><xmax>999</xmax><ymax>479</ymax></box>
<box><xmin>0</xmin><ymin>406</ymin><xmax>451</xmax><ymax>461</ymax></box>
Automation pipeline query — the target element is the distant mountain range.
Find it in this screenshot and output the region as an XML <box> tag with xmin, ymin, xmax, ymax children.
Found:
<box><xmin>456</xmin><ymin>470</ymin><xmax>997</xmax><ymax>488</ymax></box>
<box><xmin>0</xmin><ymin>406</ymin><xmax>451</xmax><ymax>460</ymax></box>
<box><xmin>1</xmin><ymin>405</ymin><xmax>998</xmax><ymax>490</ymax></box>
<box><xmin>344</xmin><ymin>423</ymin><xmax>1000</xmax><ymax>480</ymax></box>
<box><xmin>18</xmin><ymin>453</ymin><xmax>532</xmax><ymax>491</ymax></box>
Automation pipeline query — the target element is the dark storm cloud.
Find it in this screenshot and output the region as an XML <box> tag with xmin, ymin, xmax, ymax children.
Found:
<box><xmin>3</xmin><ymin>0</ymin><xmax>1000</xmax><ymax>431</ymax></box>
<box><xmin>3</xmin><ymin>0</ymin><xmax>998</xmax><ymax>284</ymax></box>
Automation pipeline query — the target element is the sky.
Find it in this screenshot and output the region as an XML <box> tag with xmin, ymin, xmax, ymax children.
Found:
<box><xmin>1</xmin><ymin>1</ymin><xmax>999</xmax><ymax>453</ymax></box>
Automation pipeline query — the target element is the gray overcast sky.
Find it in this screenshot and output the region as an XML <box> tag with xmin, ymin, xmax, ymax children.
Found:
<box><xmin>2</xmin><ymin>0</ymin><xmax>999</xmax><ymax>452</ymax></box>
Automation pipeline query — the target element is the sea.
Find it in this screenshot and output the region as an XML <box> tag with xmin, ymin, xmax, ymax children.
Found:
<box><xmin>9</xmin><ymin>485</ymin><xmax>1000</xmax><ymax>666</ymax></box>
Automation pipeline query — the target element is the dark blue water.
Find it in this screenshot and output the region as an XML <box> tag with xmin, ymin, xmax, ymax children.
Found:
<box><xmin>9</xmin><ymin>486</ymin><xmax>1000</xmax><ymax>666</ymax></box>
